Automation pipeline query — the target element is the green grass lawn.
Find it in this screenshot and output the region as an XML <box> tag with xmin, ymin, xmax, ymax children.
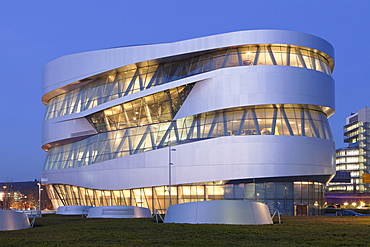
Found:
<box><xmin>1</xmin><ymin>214</ymin><xmax>370</xmax><ymax>246</ymax></box>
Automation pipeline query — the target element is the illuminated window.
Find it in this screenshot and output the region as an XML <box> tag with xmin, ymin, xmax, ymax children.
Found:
<box><xmin>44</xmin><ymin>104</ymin><xmax>332</xmax><ymax>170</ymax></box>
<box><xmin>44</xmin><ymin>44</ymin><xmax>333</xmax><ymax>120</ymax></box>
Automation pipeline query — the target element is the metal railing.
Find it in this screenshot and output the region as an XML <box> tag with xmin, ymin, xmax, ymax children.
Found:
<box><xmin>270</xmin><ymin>209</ymin><xmax>281</xmax><ymax>224</ymax></box>
<box><xmin>154</xmin><ymin>209</ymin><xmax>166</xmax><ymax>223</ymax></box>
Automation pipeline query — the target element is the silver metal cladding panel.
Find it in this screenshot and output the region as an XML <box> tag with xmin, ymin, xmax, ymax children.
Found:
<box><xmin>42</xmin><ymin>118</ymin><xmax>97</xmax><ymax>147</ymax></box>
<box><xmin>42</xmin><ymin>135</ymin><xmax>335</xmax><ymax>190</ymax></box>
<box><xmin>174</xmin><ymin>66</ymin><xmax>335</xmax><ymax>120</ymax></box>
<box><xmin>42</xmin><ymin>30</ymin><xmax>334</xmax><ymax>96</ymax></box>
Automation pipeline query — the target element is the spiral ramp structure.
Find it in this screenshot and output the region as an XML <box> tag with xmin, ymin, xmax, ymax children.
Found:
<box><xmin>42</xmin><ymin>30</ymin><xmax>335</xmax><ymax>215</ymax></box>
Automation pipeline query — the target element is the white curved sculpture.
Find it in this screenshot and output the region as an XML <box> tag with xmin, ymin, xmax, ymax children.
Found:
<box><xmin>164</xmin><ymin>201</ymin><xmax>273</xmax><ymax>225</ymax></box>
<box><xmin>56</xmin><ymin>205</ymin><xmax>93</xmax><ymax>215</ymax></box>
<box><xmin>0</xmin><ymin>210</ymin><xmax>30</xmax><ymax>231</ymax></box>
<box><xmin>87</xmin><ymin>206</ymin><xmax>151</xmax><ymax>218</ymax></box>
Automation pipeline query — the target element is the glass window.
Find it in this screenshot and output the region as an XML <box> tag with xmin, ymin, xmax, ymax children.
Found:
<box><xmin>45</xmin><ymin>44</ymin><xmax>332</xmax><ymax>120</ymax></box>
<box><xmin>46</xmin><ymin>104</ymin><xmax>332</xmax><ymax>170</ymax></box>
<box><xmin>234</xmin><ymin>184</ymin><xmax>244</xmax><ymax>199</ymax></box>
<box><xmin>224</xmin><ymin>184</ymin><xmax>234</xmax><ymax>199</ymax></box>
<box><xmin>265</xmin><ymin>183</ymin><xmax>275</xmax><ymax>199</ymax></box>
<box><xmin>50</xmin><ymin>181</ymin><xmax>325</xmax><ymax>215</ymax></box>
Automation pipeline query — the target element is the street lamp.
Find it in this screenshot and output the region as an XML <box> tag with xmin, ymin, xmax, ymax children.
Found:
<box><xmin>168</xmin><ymin>146</ymin><xmax>176</xmax><ymax>207</ymax></box>
<box><xmin>167</xmin><ymin>120</ymin><xmax>177</xmax><ymax>207</ymax></box>
<box><xmin>2</xmin><ymin>186</ymin><xmax>7</xmax><ymax>210</ymax></box>
<box><xmin>38</xmin><ymin>178</ymin><xmax>47</xmax><ymax>214</ymax></box>
<box><xmin>37</xmin><ymin>180</ymin><xmax>43</xmax><ymax>214</ymax></box>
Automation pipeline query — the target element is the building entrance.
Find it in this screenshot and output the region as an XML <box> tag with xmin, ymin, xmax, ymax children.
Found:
<box><xmin>295</xmin><ymin>205</ymin><xmax>308</xmax><ymax>216</ymax></box>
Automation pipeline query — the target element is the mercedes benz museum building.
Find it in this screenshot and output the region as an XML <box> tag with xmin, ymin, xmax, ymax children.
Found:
<box><xmin>41</xmin><ymin>30</ymin><xmax>335</xmax><ymax>216</ymax></box>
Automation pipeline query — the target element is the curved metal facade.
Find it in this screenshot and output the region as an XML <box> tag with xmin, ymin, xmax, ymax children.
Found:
<box><xmin>42</xmin><ymin>30</ymin><xmax>335</xmax><ymax>215</ymax></box>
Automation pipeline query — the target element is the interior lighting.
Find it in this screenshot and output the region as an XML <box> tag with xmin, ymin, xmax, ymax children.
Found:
<box><xmin>352</xmin><ymin>202</ymin><xmax>357</xmax><ymax>206</ymax></box>
<box><xmin>343</xmin><ymin>202</ymin><xmax>348</xmax><ymax>206</ymax></box>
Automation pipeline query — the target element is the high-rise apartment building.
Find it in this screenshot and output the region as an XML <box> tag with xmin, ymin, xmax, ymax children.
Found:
<box><xmin>327</xmin><ymin>107</ymin><xmax>370</xmax><ymax>206</ymax></box>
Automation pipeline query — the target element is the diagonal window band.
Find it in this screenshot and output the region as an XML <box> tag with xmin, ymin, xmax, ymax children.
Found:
<box><xmin>45</xmin><ymin>44</ymin><xmax>333</xmax><ymax>120</ymax></box>
<box><xmin>44</xmin><ymin>104</ymin><xmax>333</xmax><ymax>170</ymax></box>
<box><xmin>86</xmin><ymin>84</ymin><xmax>194</xmax><ymax>132</ymax></box>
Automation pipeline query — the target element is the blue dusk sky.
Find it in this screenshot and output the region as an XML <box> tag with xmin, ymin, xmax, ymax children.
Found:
<box><xmin>0</xmin><ymin>0</ymin><xmax>369</xmax><ymax>181</ymax></box>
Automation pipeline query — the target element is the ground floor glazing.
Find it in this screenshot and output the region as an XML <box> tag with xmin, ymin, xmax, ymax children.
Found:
<box><xmin>46</xmin><ymin>179</ymin><xmax>326</xmax><ymax>216</ymax></box>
